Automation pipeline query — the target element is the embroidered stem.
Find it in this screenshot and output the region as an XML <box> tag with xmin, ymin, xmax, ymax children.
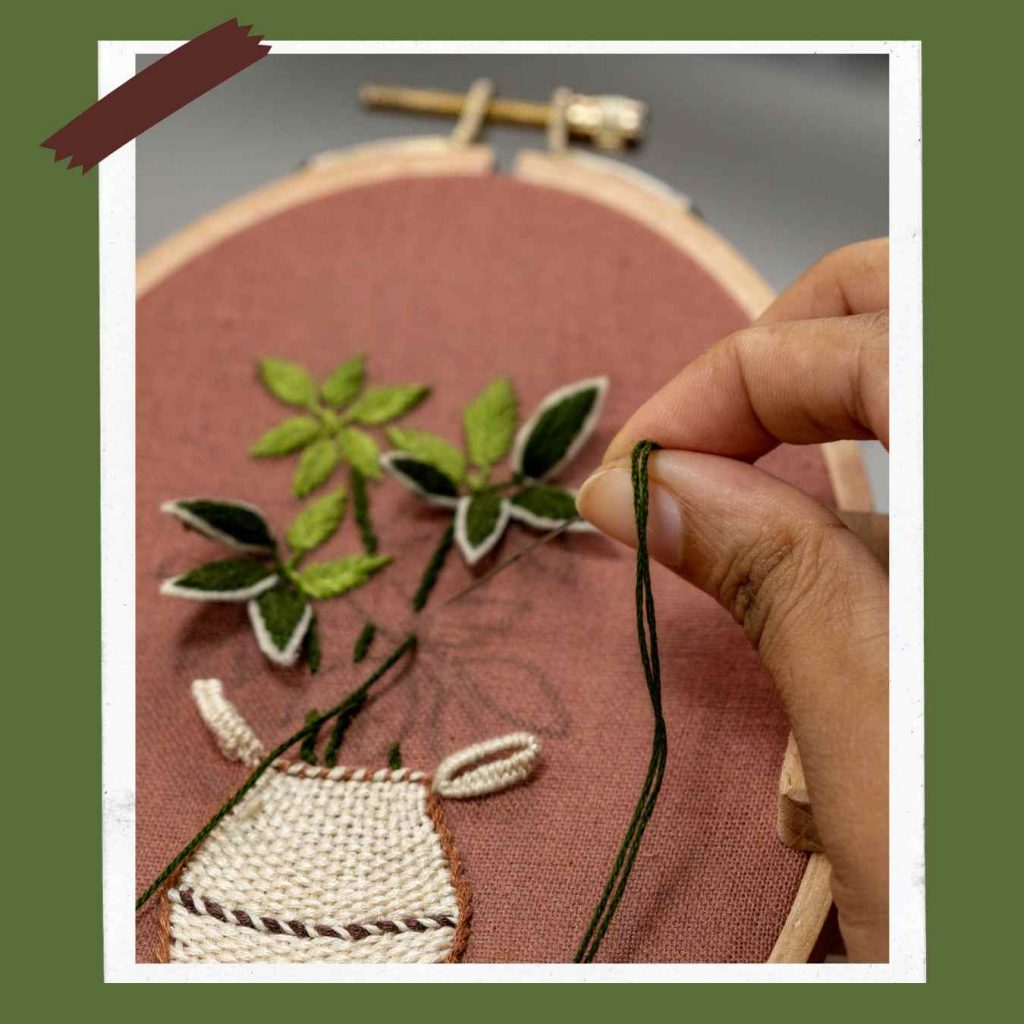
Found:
<box><xmin>353</xmin><ymin>621</ymin><xmax>377</xmax><ymax>663</ymax></box>
<box><xmin>323</xmin><ymin>689</ymin><xmax>369</xmax><ymax>767</ymax></box>
<box><xmin>412</xmin><ymin>522</ymin><xmax>455</xmax><ymax>612</ymax></box>
<box><xmin>299</xmin><ymin>709</ymin><xmax>321</xmax><ymax>765</ymax></box>
<box><xmin>351</xmin><ymin>467</ymin><xmax>378</xmax><ymax>555</ymax></box>
<box><xmin>135</xmin><ymin>633</ymin><xmax>418</xmax><ymax>912</ymax></box>
<box><xmin>574</xmin><ymin>440</ymin><xmax>666</xmax><ymax>963</ymax></box>
<box><xmin>387</xmin><ymin>741</ymin><xmax>402</xmax><ymax>770</ymax></box>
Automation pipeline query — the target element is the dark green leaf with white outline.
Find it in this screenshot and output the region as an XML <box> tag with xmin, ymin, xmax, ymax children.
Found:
<box><xmin>161</xmin><ymin>498</ymin><xmax>276</xmax><ymax>553</ymax></box>
<box><xmin>380</xmin><ymin>452</ymin><xmax>459</xmax><ymax>506</ymax></box>
<box><xmin>508</xmin><ymin>484</ymin><xmax>585</xmax><ymax>529</ymax></box>
<box><xmin>454</xmin><ymin>491</ymin><xmax>510</xmax><ymax>565</ymax></box>
<box><xmin>247</xmin><ymin>584</ymin><xmax>313</xmax><ymax>667</ymax></box>
<box><xmin>160</xmin><ymin>558</ymin><xmax>278</xmax><ymax>601</ymax></box>
<box><xmin>513</xmin><ymin>376</ymin><xmax>608</xmax><ymax>481</ymax></box>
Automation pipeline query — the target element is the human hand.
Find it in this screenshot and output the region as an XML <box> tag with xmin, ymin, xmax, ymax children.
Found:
<box><xmin>577</xmin><ymin>239</ymin><xmax>889</xmax><ymax>962</ymax></box>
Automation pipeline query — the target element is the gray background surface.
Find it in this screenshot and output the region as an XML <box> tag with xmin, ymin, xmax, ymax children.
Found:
<box><xmin>136</xmin><ymin>53</ymin><xmax>888</xmax><ymax>508</ymax></box>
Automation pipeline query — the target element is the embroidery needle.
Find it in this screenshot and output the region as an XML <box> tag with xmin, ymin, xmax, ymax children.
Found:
<box><xmin>443</xmin><ymin>517</ymin><xmax>581</xmax><ymax>607</ymax></box>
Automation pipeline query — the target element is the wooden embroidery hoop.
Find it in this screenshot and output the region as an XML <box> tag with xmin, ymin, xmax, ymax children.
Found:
<box><xmin>138</xmin><ymin>134</ymin><xmax>875</xmax><ymax>964</ymax></box>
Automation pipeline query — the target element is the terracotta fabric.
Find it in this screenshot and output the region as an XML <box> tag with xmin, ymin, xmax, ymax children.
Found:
<box><xmin>136</xmin><ymin>173</ymin><xmax>830</xmax><ymax>963</ymax></box>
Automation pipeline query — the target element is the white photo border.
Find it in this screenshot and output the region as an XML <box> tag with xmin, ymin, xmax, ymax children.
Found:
<box><xmin>101</xmin><ymin>39</ymin><xmax>922</xmax><ymax>983</ymax></box>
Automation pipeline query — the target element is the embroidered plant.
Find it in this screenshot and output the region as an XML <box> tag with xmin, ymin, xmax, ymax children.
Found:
<box><xmin>160</xmin><ymin>496</ymin><xmax>390</xmax><ymax>670</ymax></box>
<box><xmin>250</xmin><ymin>355</ymin><xmax>429</xmax><ymax>502</ymax></box>
<box><xmin>381</xmin><ymin>376</ymin><xmax>608</xmax><ymax>564</ymax></box>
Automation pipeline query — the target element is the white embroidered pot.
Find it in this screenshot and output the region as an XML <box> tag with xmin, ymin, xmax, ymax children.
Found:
<box><xmin>162</xmin><ymin>680</ymin><xmax>539</xmax><ymax>965</ymax></box>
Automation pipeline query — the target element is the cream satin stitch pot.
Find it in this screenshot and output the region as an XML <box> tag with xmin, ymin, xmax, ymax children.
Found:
<box><xmin>160</xmin><ymin>679</ymin><xmax>540</xmax><ymax>964</ymax></box>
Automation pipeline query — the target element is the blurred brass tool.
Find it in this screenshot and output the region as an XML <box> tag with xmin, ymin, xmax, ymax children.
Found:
<box><xmin>360</xmin><ymin>83</ymin><xmax>648</xmax><ymax>151</ymax></box>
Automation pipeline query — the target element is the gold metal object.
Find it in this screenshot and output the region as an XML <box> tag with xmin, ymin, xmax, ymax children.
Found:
<box><xmin>360</xmin><ymin>83</ymin><xmax>648</xmax><ymax>151</ymax></box>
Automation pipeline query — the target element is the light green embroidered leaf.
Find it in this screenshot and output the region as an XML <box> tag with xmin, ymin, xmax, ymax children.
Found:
<box><xmin>161</xmin><ymin>557</ymin><xmax>278</xmax><ymax>600</ymax></box>
<box><xmin>509</xmin><ymin>484</ymin><xmax>579</xmax><ymax>525</ymax></box>
<box><xmin>455</xmin><ymin>491</ymin><xmax>510</xmax><ymax>565</ymax></box>
<box><xmin>294</xmin><ymin>554</ymin><xmax>392</xmax><ymax>600</ymax></box>
<box><xmin>348</xmin><ymin>384</ymin><xmax>430</xmax><ymax>425</ymax></box>
<box><xmin>286</xmin><ymin>488</ymin><xmax>347</xmax><ymax>555</ymax></box>
<box><xmin>321</xmin><ymin>354</ymin><xmax>366</xmax><ymax>407</ymax></box>
<box><xmin>385</xmin><ymin>426</ymin><xmax>465</xmax><ymax>484</ymax></box>
<box><xmin>161</xmin><ymin>498</ymin><xmax>276</xmax><ymax>552</ymax></box>
<box><xmin>336</xmin><ymin>426</ymin><xmax>382</xmax><ymax>479</ymax></box>
<box><xmin>463</xmin><ymin>378</ymin><xmax>518</xmax><ymax>471</ymax></box>
<box><xmin>514</xmin><ymin>377</ymin><xmax>608</xmax><ymax>480</ymax></box>
<box><xmin>249</xmin><ymin>584</ymin><xmax>312</xmax><ymax>666</ymax></box>
<box><xmin>381</xmin><ymin>453</ymin><xmax>459</xmax><ymax>504</ymax></box>
<box><xmin>293</xmin><ymin>438</ymin><xmax>340</xmax><ymax>497</ymax></box>
<box><xmin>259</xmin><ymin>358</ymin><xmax>317</xmax><ymax>408</ymax></box>
<box><xmin>250</xmin><ymin>416</ymin><xmax>322</xmax><ymax>457</ymax></box>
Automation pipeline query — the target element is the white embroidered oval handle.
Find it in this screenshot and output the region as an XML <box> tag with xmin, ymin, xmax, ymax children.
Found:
<box><xmin>191</xmin><ymin>679</ymin><xmax>263</xmax><ymax>767</ymax></box>
<box><xmin>433</xmin><ymin>732</ymin><xmax>540</xmax><ymax>799</ymax></box>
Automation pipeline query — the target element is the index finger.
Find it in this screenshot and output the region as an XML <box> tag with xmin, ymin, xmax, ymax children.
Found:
<box><xmin>603</xmin><ymin>240</ymin><xmax>889</xmax><ymax>463</ymax></box>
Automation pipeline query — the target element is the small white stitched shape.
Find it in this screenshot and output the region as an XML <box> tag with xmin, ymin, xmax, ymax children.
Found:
<box><xmin>191</xmin><ymin>679</ymin><xmax>263</xmax><ymax>767</ymax></box>
<box><xmin>432</xmin><ymin>732</ymin><xmax>541</xmax><ymax>799</ymax></box>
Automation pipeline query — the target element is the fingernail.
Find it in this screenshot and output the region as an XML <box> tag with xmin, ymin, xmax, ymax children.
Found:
<box><xmin>577</xmin><ymin>465</ymin><xmax>683</xmax><ymax>569</ymax></box>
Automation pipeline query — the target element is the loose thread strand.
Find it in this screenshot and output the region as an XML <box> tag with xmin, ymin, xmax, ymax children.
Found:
<box><xmin>134</xmin><ymin>633</ymin><xmax>418</xmax><ymax>912</ymax></box>
<box><xmin>574</xmin><ymin>440</ymin><xmax>666</xmax><ymax>963</ymax></box>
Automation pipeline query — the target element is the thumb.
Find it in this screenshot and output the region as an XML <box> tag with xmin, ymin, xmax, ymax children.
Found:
<box><xmin>577</xmin><ymin>449</ymin><xmax>889</xmax><ymax>961</ymax></box>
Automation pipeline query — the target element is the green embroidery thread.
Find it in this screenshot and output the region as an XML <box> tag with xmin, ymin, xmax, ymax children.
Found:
<box><xmin>574</xmin><ymin>440</ymin><xmax>666</xmax><ymax>963</ymax></box>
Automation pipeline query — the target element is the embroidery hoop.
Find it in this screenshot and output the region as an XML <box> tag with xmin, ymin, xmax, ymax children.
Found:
<box><xmin>138</xmin><ymin>131</ymin><xmax>875</xmax><ymax>964</ymax></box>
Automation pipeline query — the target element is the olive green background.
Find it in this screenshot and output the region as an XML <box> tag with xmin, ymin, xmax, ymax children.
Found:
<box><xmin>8</xmin><ymin>0</ymin><xmax>1011</xmax><ymax>1011</ymax></box>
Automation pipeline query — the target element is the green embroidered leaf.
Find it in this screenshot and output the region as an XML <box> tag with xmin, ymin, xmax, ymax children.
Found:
<box><xmin>294</xmin><ymin>554</ymin><xmax>392</xmax><ymax>600</ymax></box>
<box><xmin>380</xmin><ymin>453</ymin><xmax>459</xmax><ymax>506</ymax></box>
<box><xmin>464</xmin><ymin>377</ymin><xmax>518</xmax><ymax>471</ymax></box>
<box><xmin>336</xmin><ymin>425</ymin><xmax>382</xmax><ymax>480</ymax></box>
<box><xmin>509</xmin><ymin>484</ymin><xmax>579</xmax><ymax>528</ymax></box>
<box><xmin>248</xmin><ymin>584</ymin><xmax>313</xmax><ymax>666</ymax></box>
<box><xmin>385</xmin><ymin>426</ymin><xmax>465</xmax><ymax>483</ymax></box>
<box><xmin>161</xmin><ymin>557</ymin><xmax>278</xmax><ymax>601</ymax></box>
<box><xmin>387</xmin><ymin>742</ymin><xmax>402</xmax><ymax>770</ymax></box>
<box><xmin>286</xmin><ymin>488</ymin><xmax>347</xmax><ymax>555</ymax></box>
<box><xmin>348</xmin><ymin>384</ymin><xmax>429</xmax><ymax>425</ymax></box>
<box><xmin>513</xmin><ymin>377</ymin><xmax>608</xmax><ymax>481</ymax></box>
<box><xmin>454</xmin><ymin>491</ymin><xmax>510</xmax><ymax>565</ymax></box>
<box><xmin>259</xmin><ymin>358</ymin><xmax>317</xmax><ymax>408</ymax></box>
<box><xmin>293</xmin><ymin>438</ymin><xmax>340</xmax><ymax>497</ymax></box>
<box><xmin>321</xmin><ymin>354</ymin><xmax>366</xmax><ymax>407</ymax></box>
<box><xmin>250</xmin><ymin>416</ymin><xmax>322</xmax><ymax>457</ymax></box>
<box><xmin>161</xmin><ymin>498</ymin><xmax>276</xmax><ymax>553</ymax></box>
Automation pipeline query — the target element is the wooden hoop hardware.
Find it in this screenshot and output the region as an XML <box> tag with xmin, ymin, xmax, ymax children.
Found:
<box><xmin>138</xmin><ymin>137</ymin><xmax>878</xmax><ymax>963</ymax></box>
